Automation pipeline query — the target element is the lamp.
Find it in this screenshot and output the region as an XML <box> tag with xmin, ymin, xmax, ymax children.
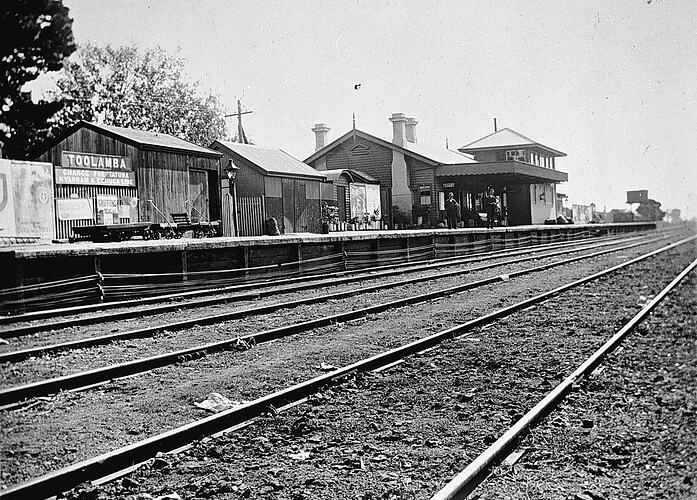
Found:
<box><xmin>224</xmin><ymin>158</ymin><xmax>240</xmax><ymax>237</ymax></box>
<box><xmin>225</xmin><ymin>158</ymin><xmax>240</xmax><ymax>183</ymax></box>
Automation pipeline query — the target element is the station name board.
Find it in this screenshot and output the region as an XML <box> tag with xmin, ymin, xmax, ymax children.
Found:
<box><xmin>54</xmin><ymin>167</ymin><xmax>136</xmax><ymax>187</ymax></box>
<box><xmin>61</xmin><ymin>151</ymin><xmax>132</xmax><ymax>171</ymax></box>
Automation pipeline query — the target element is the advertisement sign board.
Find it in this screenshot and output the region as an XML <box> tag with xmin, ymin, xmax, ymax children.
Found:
<box><xmin>57</xmin><ymin>198</ymin><xmax>94</xmax><ymax>221</ymax></box>
<box><xmin>349</xmin><ymin>183</ymin><xmax>381</xmax><ymax>220</ymax></box>
<box><xmin>96</xmin><ymin>194</ymin><xmax>118</xmax><ymax>214</ymax></box>
<box><xmin>0</xmin><ymin>159</ymin><xmax>55</xmax><ymax>238</ymax></box>
<box><xmin>0</xmin><ymin>160</ymin><xmax>16</xmax><ymax>235</ymax></box>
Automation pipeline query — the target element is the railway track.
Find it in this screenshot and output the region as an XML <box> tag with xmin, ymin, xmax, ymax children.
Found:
<box><xmin>0</xmin><ymin>232</ymin><xmax>649</xmax><ymax>334</ymax></box>
<box><xmin>0</xmin><ymin>232</ymin><xmax>667</xmax><ymax>358</ymax></box>
<box><xmin>0</xmin><ymin>234</ymin><xmax>688</xmax><ymax>405</ymax></box>
<box><xmin>0</xmin><ymin>236</ymin><xmax>694</xmax><ymax>499</ymax></box>
<box><xmin>431</xmin><ymin>258</ymin><xmax>697</xmax><ymax>500</ymax></box>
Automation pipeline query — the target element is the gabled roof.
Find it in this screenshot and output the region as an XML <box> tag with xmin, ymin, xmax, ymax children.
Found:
<box><xmin>322</xmin><ymin>169</ymin><xmax>379</xmax><ymax>184</ymax></box>
<box><xmin>305</xmin><ymin>129</ymin><xmax>476</xmax><ymax>166</ymax></box>
<box><xmin>34</xmin><ymin>121</ymin><xmax>222</xmax><ymax>158</ymax></box>
<box><xmin>212</xmin><ymin>141</ymin><xmax>326</xmax><ymax>180</ymax></box>
<box><xmin>459</xmin><ymin>128</ymin><xmax>566</xmax><ymax>157</ymax></box>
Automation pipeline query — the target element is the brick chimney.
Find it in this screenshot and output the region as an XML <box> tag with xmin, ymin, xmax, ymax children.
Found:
<box><xmin>311</xmin><ymin>123</ymin><xmax>330</xmax><ymax>151</ymax></box>
<box><xmin>388</xmin><ymin>113</ymin><xmax>412</xmax><ymax>215</ymax></box>
<box><xmin>405</xmin><ymin>117</ymin><xmax>417</xmax><ymax>143</ymax></box>
<box><xmin>389</xmin><ymin>113</ymin><xmax>408</xmax><ymax>147</ymax></box>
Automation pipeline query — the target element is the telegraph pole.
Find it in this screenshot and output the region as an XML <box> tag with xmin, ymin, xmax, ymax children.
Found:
<box><xmin>225</xmin><ymin>99</ymin><xmax>253</xmax><ymax>143</ymax></box>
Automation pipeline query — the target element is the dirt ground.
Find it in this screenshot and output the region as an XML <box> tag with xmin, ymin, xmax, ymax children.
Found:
<box><xmin>0</xmin><ymin>234</ymin><xmax>694</xmax><ymax>499</ymax></box>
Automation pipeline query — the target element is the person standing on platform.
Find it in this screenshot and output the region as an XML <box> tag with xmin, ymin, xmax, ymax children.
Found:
<box><xmin>445</xmin><ymin>192</ymin><xmax>461</xmax><ymax>229</ymax></box>
<box><xmin>484</xmin><ymin>187</ymin><xmax>498</xmax><ymax>229</ymax></box>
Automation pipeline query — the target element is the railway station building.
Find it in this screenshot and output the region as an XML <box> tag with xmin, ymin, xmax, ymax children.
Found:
<box><xmin>305</xmin><ymin>115</ymin><xmax>475</xmax><ymax>228</ymax></box>
<box><xmin>305</xmin><ymin>114</ymin><xmax>569</xmax><ymax>227</ymax></box>
<box><xmin>457</xmin><ymin>128</ymin><xmax>568</xmax><ymax>226</ymax></box>
<box><xmin>32</xmin><ymin>121</ymin><xmax>223</xmax><ymax>240</ymax></box>
<box><xmin>210</xmin><ymin>141</ymin><xmax>327</xmax><ymax>234</ymax></box>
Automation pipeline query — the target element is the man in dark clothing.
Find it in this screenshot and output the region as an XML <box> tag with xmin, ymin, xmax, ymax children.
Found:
<box><xmin>484</xmin><ymin>187</ymin><xmax>498</xmax><ymax>229</ymax></box>
<box><xmin>445</xmin><ymin>192</ymin><xmax>460</xmax><ymax>229</ymax></box>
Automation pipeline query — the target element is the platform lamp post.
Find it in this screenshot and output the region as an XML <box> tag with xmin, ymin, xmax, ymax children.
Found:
<box><xmin>225</xmin><ymin>159</ymin><xmax>240</xmax><ymax>237</ymax></box>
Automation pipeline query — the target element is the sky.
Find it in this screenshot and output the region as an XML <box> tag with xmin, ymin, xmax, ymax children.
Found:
<box><xmin>53</xmin><ymin>0</ymin><xmax>697</xmax><ymax>217</ymax></box>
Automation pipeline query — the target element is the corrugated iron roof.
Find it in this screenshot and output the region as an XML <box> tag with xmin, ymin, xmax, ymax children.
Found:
<box><xmin>401</xmin><ymin>140</ymin><xmax>477</xmax><ymax>165</ymax></box>
<box><xmin>459</xmin><ymin>128</ymin><xmax>566</xmax><ymax>157</ymax></box>
<box><xmin>214</xmin><ymin>141</ymin><xmax>326</xmax><ymax>179</ymax></box>
<box><xmin>85</xmin><ymin>122</ymin><xmax>222</xmax><ymax>156</ymax></box>
<box><xmin>435</xmin><ymin>161</ymin><xmax>568</xmax><ymax>182</ymax></box>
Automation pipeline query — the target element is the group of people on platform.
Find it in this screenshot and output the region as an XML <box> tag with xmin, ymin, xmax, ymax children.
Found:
<box><xmin>445</xmin><ymin>187</ymin><xmax>500</xmax><ymax>229</ymax></box>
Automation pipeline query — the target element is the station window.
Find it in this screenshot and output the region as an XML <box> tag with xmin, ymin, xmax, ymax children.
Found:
<box><xmin>419</xmin><ymin>185</ymin><xmax>431</xmax><ymax>205</ymax></box>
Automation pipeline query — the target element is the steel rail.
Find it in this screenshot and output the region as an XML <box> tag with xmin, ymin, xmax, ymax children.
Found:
<box><xmin>0</xmin><ymin>234</ymin><xmax>691</xmax><ymax>407</ymax></box>
<box><xmin>0</xmin><ymin>236</ymin><xmax>692</xmax><ymax>500</ymax></box>
<box><xmin>0</xmin><ymin>232</ymin><xmax>633</xmax><ymax>327</ymax></box>
<box><xmin>0</xmin><ymin>233</ymin><xmax>651</xmax><ymax>338</ymax></box>
<box><xmin>430</xmin><ymin>257</ymin><xmax>697</xmax><ymax>500</ymax></box>
<box><xmin>0</xmin><ymin>233</ymin><xmax>670</xmax><ymax>361</ymax></box>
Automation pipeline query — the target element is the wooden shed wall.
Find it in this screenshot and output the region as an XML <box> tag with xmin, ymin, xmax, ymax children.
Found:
<box><xmin>138</xmin><ymin>151</ymin><xmax>220</xmax><ymax>222</ymax></box>
<box><xmin>35</xmin><ymin>127</ymin><xmax>222</xmax><ymax>228</ymax></box>
<box><xmin>35</xmin><ymin>127</ymin><xmax>140</xmax><ymax>168</ymax></box>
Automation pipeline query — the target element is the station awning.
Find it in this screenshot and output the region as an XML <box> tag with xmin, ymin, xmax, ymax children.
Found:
<box><xmin>435</xmin><ymin>161</ymin><xmax>568</xmax><ymax>183</ymax></box>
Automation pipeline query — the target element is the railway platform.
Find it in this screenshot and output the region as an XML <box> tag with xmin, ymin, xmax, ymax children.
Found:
<box><xmin>0</xmin><ymin>223</ymin><xmax>656</xmax><ymax>295</ymax></box>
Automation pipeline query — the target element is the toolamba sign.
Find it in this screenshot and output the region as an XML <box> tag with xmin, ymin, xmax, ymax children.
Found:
<box><xmin>61</xmin><ymin>151</ymin><xmax>132</xmax><ymax>171</ymax></box>
<box><xmin>56</xmin><ymin>151</ymin><xmax>136</xmax><ymax>187</ymax></box>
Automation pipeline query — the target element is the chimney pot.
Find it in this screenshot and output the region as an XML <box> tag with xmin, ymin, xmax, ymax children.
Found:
<box><xmin>405</xmin><ymin>117</ymin><xmax>418</xmax><ymax>143</ymax></box>
<box><xmin>311</xmin><ymin>123</ymin><xmax>330</xmax><ymax>151</ymax></box>
<box><xmin>388</xmin><ymin>113</ymin><xmax>409</xmax><ymax>147</ymax></box>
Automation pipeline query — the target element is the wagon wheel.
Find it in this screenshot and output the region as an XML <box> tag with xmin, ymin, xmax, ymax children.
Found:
<box><xmin>193</xmin><ymin>229</ymin><xmax>205</xmax><ymax>239</ymax></box>
<box><xmin>151</xmin><ymin>230</ymin><xmax>161</xmax><ymax>240</ymax></box>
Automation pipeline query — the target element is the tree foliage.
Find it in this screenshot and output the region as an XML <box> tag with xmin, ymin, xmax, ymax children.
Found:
<box><xmin>50</xmin><ymin>43</ymin><xmax>227</xmax><ymax>147</ymax></box>
<box><xmin>0</xmin><ymin>0</ymin><xmax>75</xmax><ymax>158</ymax></box>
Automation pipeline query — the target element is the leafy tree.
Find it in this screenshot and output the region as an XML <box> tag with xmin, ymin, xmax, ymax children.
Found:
<box><xmin>49</xmin><ymin>43</ymin><xmax>227</xmax><ymax>147</ymax></box>
<box><xmin>0</xmin><ymin>0</ymin><xmax>75</xmax><ymax>158</ymax></box>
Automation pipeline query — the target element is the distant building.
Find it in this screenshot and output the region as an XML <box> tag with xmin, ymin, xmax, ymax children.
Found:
<box><xmin>605</xmin><ymin>209</ymin><xmax>635</xmax><ymax>223</ymax></box>
<box><xmin>572</xmin><ymin>203</ymin><xmax>597</xmax><ymax>223</ymax></box>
